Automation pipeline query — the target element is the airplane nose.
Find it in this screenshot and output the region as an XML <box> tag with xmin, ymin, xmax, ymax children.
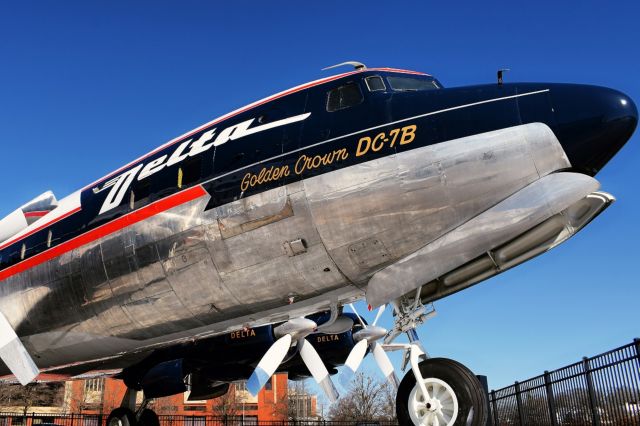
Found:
<box><xmin>550</xmin><ymin>84</ymin><xmax>637</xmax><ymax>175</ymax></box>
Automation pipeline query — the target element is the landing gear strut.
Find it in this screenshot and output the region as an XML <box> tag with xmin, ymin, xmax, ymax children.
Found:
<box><xmin>106</xmin><ymin>389</ymin><xmax>159</xmax><ymax>426</ymax></box>
<box><xmin>381</xmin><ymin>293</ymin><xmax>488</xmax><ymax>426</ymax></box>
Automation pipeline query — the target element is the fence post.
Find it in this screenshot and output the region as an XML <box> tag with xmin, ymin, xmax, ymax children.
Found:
<box><xmin>544</xmin><ymin>371</ymin><xmax>558</xmax><ymax>426</ymax></box>
<box><xmin>582</xmin><ymin>357</ymin><xmax>600</xmax><ymax>426</ymax></box>
<box><xmin>490</xmin><ymin>390</ymin><xmax>499</xmax><ymax>426</ymax></box>
<box><xmin>634</xmin><ymin>338</ymin><xmax>640</xmax><ymax>358</ymax></box>
<box><xmin>475</xmin><ymin>375</ymin><xmax>492</xmax><ymax>426</ymax></box>
<box><xmin>514</xmin><ymin>381</ymin><xmax>525</xmax><ymax>426</ymax></box>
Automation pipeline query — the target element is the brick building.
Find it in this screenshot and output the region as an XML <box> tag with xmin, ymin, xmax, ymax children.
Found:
<box><xmin>67</xmin><ymin>374</ymin><xmax>290</xmax><ymax>422</ymax></box>
<box><xmin>0</xmin><ymin>373</ymin><xmax>317</xmax><ymax>423</ymax></box>
<box><xmin>288</xmin><ymin>389</ymin><xmax>319</xmax><ymax>420</ymax></box>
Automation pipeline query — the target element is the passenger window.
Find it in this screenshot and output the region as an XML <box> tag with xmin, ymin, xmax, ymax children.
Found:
<box><xmin>365</xmin><ymin>76</ymin><xmax>386</xmax><ymax>92</ymax></box>
<box><xmin>179</xmin><ymin>156</ymin><xmax>202</xmax><ymax>188</ymax></box>
<box><xmin>387</xmin><ymin>76</ymin><xmax>440</xmax><ymax>91</ymax></box>
<box><xmin>326</xmin><ymin>82</ymin><xmax>363</xmax><ymax>112</ymax></box>
<box><xmin>131</xmin><ymin>179</ymin><xmax>152</xmax><ymax>209</ymax></box>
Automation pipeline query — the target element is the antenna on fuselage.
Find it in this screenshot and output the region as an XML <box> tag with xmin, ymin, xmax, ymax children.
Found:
<box><xmin>497</xmin><ymin>68</ymin><xmax>510</xmax><ymax>85</ymax></box>
<box><xmin>322</xmin><ymin>61</ymin><xmax>367</xmax><ymax>71</ymax></box>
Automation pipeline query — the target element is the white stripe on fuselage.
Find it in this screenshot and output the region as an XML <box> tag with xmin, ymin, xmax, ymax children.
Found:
<box><xmin>208</xmin><ymin>89</ymin><xmax>551</xmax><ymax>183</ymax></box>
<box><xmin>98</xmin><ymin>89</ymin><xmax>549</xmax><ymax>215</ymax></box>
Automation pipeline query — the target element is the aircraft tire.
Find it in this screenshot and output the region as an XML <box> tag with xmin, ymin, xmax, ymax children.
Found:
<box><xmin>138</xmin><ymin>408</ymin><xmax>160</xmax><ymax>426</ymax></box>
<box><xmin>106</xmin><ymin>408</ymin><xmax>137</xmax><ymax>426</ymax></box>
<box><xmin>396</xmin><ymin>357</ymin><xmax>488</xmax><ymax>426</ymax></box>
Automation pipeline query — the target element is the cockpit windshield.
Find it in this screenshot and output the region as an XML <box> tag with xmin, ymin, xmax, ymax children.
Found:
<box><xmin>387</xmin><ymin>76</ymin><xmax>440</xmax><ymax>91</ymax></box>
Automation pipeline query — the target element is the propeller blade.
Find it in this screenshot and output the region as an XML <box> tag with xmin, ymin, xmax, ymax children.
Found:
<box><xmin>372</xmin><ymin>304</ymin><xmax>386</xmax><ymax>327</ymax></box>
<box><xmin>247</xmin><ymin>334</ymin><xmax>292</xmax><ymax>396</ymax></box>
<box><xmin>339</xmin><ymin>338</ymin><xmax>368</xmax><ymax>386</ymax></box>
<box><xmin>348</xmin><ymin>303</ymin><xmax>367</xmax><ymax>328</ymax></box>
<box><xmin>344</xmin><ymin>339</ymin><xmax>368</xmax><ymax>373</ymax></box>
<box><xmin>299</xmin><ymin>338</ymin><xmax>339</xmax><ymax>403</ymax></box>
<box><xmin>372</xmin><ymin>342</ymin><xmax>399</xmax><ymax>389</ymax></box>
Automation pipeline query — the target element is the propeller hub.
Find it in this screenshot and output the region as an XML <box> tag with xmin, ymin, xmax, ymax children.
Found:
<box><xmin>353</xmin><ymin>325</ymin><xmax>388</xmax><ymax>343</ymax></box>
<box><xmin>273</xmin><ymin>318</ymin><xmax>317</xmax><ymax>340</ymax></box>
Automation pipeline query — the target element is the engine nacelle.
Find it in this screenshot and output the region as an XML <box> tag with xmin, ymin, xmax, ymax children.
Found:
<box><xmin>188</xmin><ymin>376</ymin><xmax>229</xmax><ymax>401</ymax></box>
<box><xmin>121</xmin><ymin>312</ymin><xmax>364</xmax><ymax>399</ymax></box>
<box><xmin>139</xmin><ymin>359</ymin><xmax>187</xmax><ymax>399</ymax></box>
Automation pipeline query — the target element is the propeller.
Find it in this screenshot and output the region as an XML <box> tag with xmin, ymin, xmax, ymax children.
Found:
<box><xmin>342</xmin><ymin>304</ymin><xmax>399</xmax><ymax>388</ymax></box>
<box><xmin>298</xmin><ymin>338</ymin><xmax>339</xmax><ymax>402</ymax></box>
<box><xmin>246</xmin><ymin>318</ymin><xmax>339</xmax><ymax>403</ymax></box>
<box><xmin>246</xmin><ymin>334</ymin><xmax>292</xmax><ymax>396</ymax></box>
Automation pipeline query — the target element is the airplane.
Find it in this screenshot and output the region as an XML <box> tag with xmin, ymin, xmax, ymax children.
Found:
<box><xmin>0</xmin><ymin>60</ymin><xmax>637</xmax><ymax>426</ymax></box>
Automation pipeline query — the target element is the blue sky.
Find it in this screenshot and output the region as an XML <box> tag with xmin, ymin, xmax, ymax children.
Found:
<box><xmin>0</xmin><ymin>1</ymin><xmax>638</xmax><ymax>394</ymax></box>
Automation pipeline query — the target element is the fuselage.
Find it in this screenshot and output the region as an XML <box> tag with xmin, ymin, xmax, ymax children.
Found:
<box><xmin>0</xmin><ymin>67</ymin><xmax>636</xmax><ymax>376</ymax></box>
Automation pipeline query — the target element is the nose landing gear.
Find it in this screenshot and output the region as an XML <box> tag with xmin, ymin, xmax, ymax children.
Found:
<box><xmin>396</xmin><ymin>358</ymin><xmax>487</xmax><ymax>426</ymax></box>
<box><xmin>380</xmin><ymin>293</ymin><xmax>488</xmax><ymax>425</ymax></box>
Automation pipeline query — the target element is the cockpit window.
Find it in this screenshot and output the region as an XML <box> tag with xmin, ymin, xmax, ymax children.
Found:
<box><xmin>387</xmin><ymin>76</ymin><xmax>440</xmax><ymax>91</ymax></box>
<box><xmin>365</xmin><ymin>76</ymin><xmax>386</xmax><ymax>92</ymax></box>
<box><xmin>326</xmin><ymin>82</ymin><xmax>363</xmax><ymax>112</ymax></box>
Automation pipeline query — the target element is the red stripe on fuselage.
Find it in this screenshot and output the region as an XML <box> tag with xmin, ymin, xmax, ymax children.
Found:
<box><xmin>0</xmin><ymin>185</ymin><xmax>208</xmax><ymax>282</ymax></box>
<box><xmin>24</xmin><ymin>211</ymin><xmax>49</xmax><ymax>218</ymax></box>
<box><xmin>0</xmin><ymin>207</ymin><xmax>82</xmax><ymax>251</ymax></box>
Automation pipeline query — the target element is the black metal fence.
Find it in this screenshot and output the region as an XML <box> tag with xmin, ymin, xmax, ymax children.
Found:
<box><xmin>489</xmin><ymin>338</ymin><xmax>640</xmax><ymax>425</ymax></box>
<box><xmin>0</xmin><ymin>413</ymin><xmax>397</xmax><ymax>426</ymax></box>
<box><xmin>3</xmin><ymin>340</ymin><xmax>639</xmax><ymax>426</ymax></box>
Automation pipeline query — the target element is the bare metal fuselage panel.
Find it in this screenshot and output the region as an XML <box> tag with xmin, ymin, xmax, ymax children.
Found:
<box><xmin>0</xmin><ymin>70</ymin><xmax>636</xmax><ymax>378</ymax></box>
<box><xmin>2</xmin><ymin>121</ymin><xmax>570</xmax><ymax>373</ymax></box>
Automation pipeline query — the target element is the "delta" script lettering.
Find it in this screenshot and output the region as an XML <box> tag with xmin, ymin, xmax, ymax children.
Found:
<box><xmin>96</xmin><ymin>113</ymin><xmax>311</xmax><ymax>214</ymax></box>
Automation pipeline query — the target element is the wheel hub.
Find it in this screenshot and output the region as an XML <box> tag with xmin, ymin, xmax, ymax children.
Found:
<box><xmin>408</xmin><ymin>377</ymin><xmax>458</xmax><ymax>426</ymax></box>
<box><xmin>427</xmin><ymin>399</ymin><xmax>442</xmax><ymax>411</ymax></box>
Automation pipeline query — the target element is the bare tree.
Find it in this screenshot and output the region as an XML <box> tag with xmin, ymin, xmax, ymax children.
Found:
<box><xmin>270</xmin><ymin>380</ymin><xmax>296</xmax><ymax>420</ymax></box>
<box><xmin>212</xmin><ymin>383</ymin><xmax>246</xmax><ymax>418</ymax></box>
<box><xmin>274</xmin><ymin>380</ymin><xmax>319</xmax><ymax>420</ymax></box>
<box><xmin>549</xmin><ymin>387</ymin><xmax>596</xmax><ymax>425</ymax></box>
<box><xmin>328</xmin><ymin>373</ymin><xmax>395</xmax><ymax>421</ymax></box>
<box><xmin>149</xmin><ymin>397</ymin><xmax>179</xmax><ymax>415</ymax></box>
<box><xmin>0</xmin><ymin>382</ymin><xmax>63</xmax><ymax>415</ymax></box>
<box><xmin>380</xmin><ymin>378</ymin><xmax>397</xmax><ymax>420</ymax></box>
